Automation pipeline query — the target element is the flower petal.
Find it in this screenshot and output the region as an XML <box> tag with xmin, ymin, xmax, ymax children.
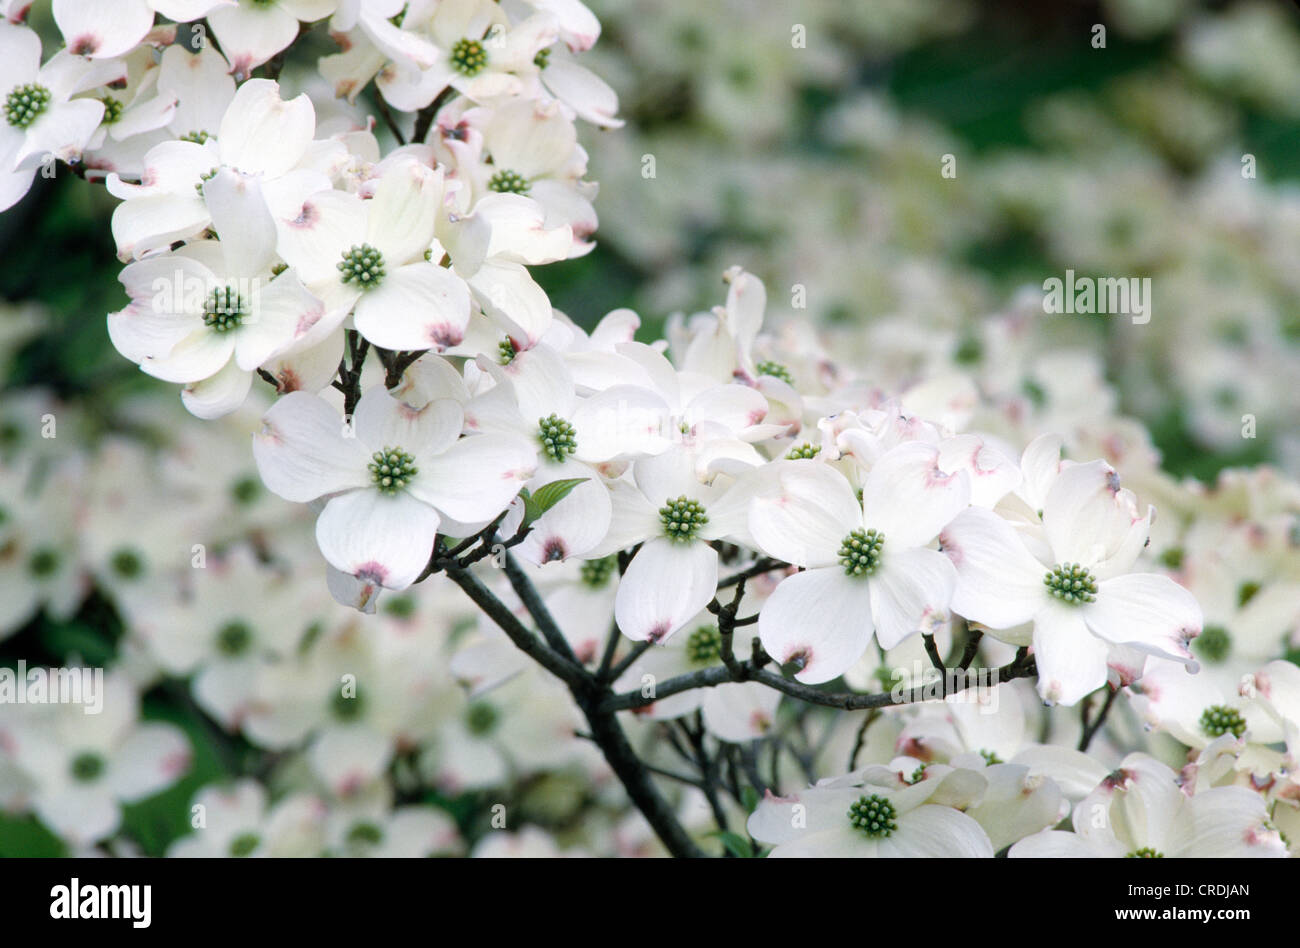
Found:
<box><xmin>613</xmin><ymin>537</ymin><xmax>717</xmax><ymax>643</ymax></box>
<box><xmin>940</xmin><ymin>506</ymin><xmax>1048</xmax><ymax>629</ymax></box>
<box><xmin>253</xmin><ymin>391</ymin><xmax>371</xmax><ymax>502</ymax></box>
<box><xmin>1032</xmin><ymin>604</ymin><xmax>1109</xmax><ymax>706</ymax></box>
<box><xmin>408</xmin><ymin>433</ymin><xmax>534</xmax><ymax>522</ymax></box>
<box><xmin>352</xmin><ymin>263</ymin><xmax>472</xmax><ymax>351</ymax></box>
<box><xmin>1084</xmin><ymin>573</ymin><xmax>1200</xmax><ymax>667</ymax></box>
<box><xmin>868</xmin><ymin>547</ymin><xmax>957</xmax><ymax>651</ymax></box>
<box><xmin>758</xmin><ymin>567</ymin><xmax>874</xmax><ymax>684</ymax></box>
<box><xmin>861</xmin><ymin>441</ymin><xmax>970</xmax><ymax>549</ymax></box>
<box><xmin>315</xmin><ymin>489</ymin><xmax>439</xmax><ymax>590</ymax></box>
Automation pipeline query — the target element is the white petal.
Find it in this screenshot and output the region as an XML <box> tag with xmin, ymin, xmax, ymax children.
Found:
<box><xmin>274</xmin><ymin>188</ymin><xmax>367</xmax><ymax>287</ymax></box>
<box><xmin>572</xmin><ymin>385</ymin><xmax>671</xmax><ymax>462</ymax></box>
<box><xmin>867</xmin><ymin>547</ymin><xmax>956</xmax><ymax>651</ymax></box>
<box><xmin>541</xmin><ymin>56</ymin><xmax>622</xmax><ymax>127</ymax></box>
<box><xmin>1008</xmin><ymin>829</ymin><xmax>1098</xmax><ymax>858</ymax></box>
<box><xmin>253</xmin><ymin>391</ymin><xmax>371</xmax><ymax>502</ymax></box>
<box><xmin>408</xmin><ymin>433</ymin><xmax>534</xmax><ymax>522</ymax></box>
<box><xmin>468</xmin><ymin>260</ymin><xmax>552</xmax><ymax>347</ymax></box>
<box><xmin>1179</xmin><ymin>786</ymin><xmax>1287</xmax><ymax>858</ymax></box>
<box><xmin>233</xmin><ymin>272</ymin><xmax>330</xmax><ymax>370</ymax></box>
<box><xmin>1032</xmin><ymin>605</ymin><xmax>1109</xmax><ymax>706</ymax></box>
<box><xmin>683</xmin><ymin>383</ymin><xmax>769</xmax><ymax>434</ymax></box>
<box><xmin>880</xmin><ymin>805</ymin><xmax>994</xmax><ymax>858</ymax></box>
<box><xmin>208</xmin><ymin>2</ymin><xmax>302</xmax><ymax>77</ymax></box>
<box><xmin>106</xmin><ymin>723</ymin><xmax>190</xmax><ymax>802</ymax></box>
<box><xmin>53</xmin><ymin>0</ymin><xmax>152</xmax><ymax>58</ymax></box>
<box><xmin>353</xmin><ymin>385</ymin><xmax>462</xmax><ymax>457</ymax></box>
<box><xmin>940</xmin><ymin>506</ymin><xmax>1048</xmax><ymax>629</ymax></box>
<box><xmin>17</xmin><ymin>98</ymin><xmax>103</xmax><ymax>167</ymax></box>
<box><xmin>701</xmin><ymin>682</ymin><xmax>780</xmax><ymax>743</ymax></box>
<box><xmin>366</xmin><ymin>157</ymin><xmax>441</xmax><ymax>265</ymax></box>
<box><xmin>748</xmin><ymin>461</ymin><xmax>858</xmax><ymax>568</ymax></box>
<box><xmin>204</xmin><ymin>167</ymin><xmax>277</xmax><ymax>277</ymax></box>
<box><xmin>218</xmin><ymin>78</ymin><xmax>314</xmax><ymax>176</ymax></box>
<box><xmin>1018</xmin><ymin>432</ymin><xmax>1062</xmax><ymax>511</ymax></box>
<box><xmin>861</xmin><ymin>441</ymin><xmax>971</xmax><ymax>549</ymax></box>
<box><xmin>758</xmin><ymin>567</ymin><xmax>874</xmax><ymax>684</ymax></box>
<box><xmin>613</xmin><ymin>538</ymin><xmax>717</xmax><ymax>643</ymax></box>
<box><xmin>140</xmin><ymin>326</ymin><xmax>234</xmax><ymax>383</ymax></box>
<box><xmin>181</xmin><ymin>357</ymin><xmax>253</xmax><ymax>419</ymax></box>
<box><xmin>1084</xmin><ymin>573</ymin><xmax>1200</xmax><ymax>666</ymax></box>
<box><xmin>315</xmin><ymin>489</ymin><xmax>439</xmax><ymax>590</ymax></box>
<box><xmin>1042</xmin><ymin>460</ymin><xmax>1149</xmax><ymax>574</ymax></box>
<box><xmin>516</xmin><ymin>463</ymin><xmax>610</xmax><ymax>564</ymax></box>
<box><xmin>352</xmin><ymin>264</ymin><xmax>472</xmax><ymax>351</ymax></box>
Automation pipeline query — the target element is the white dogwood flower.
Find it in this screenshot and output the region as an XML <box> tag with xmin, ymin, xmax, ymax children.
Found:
<box><xmin>747</xmin><ymin>764</ymin><xmax>993</xmax><ymax>857</ymax></box>
<box><xmin>274</xmin><ymin>154</ymin><xmax>473</xmax><ymax>351</ymax></box>
<box><xmin>749</xmin><ymin>442</ymin><xmax>969</xmax><ymax>684</ymax></box>
<box><xmin>253</xmin><ymin>386</ymin><xmax>535</xmax><ymax>589</ymax></box>
<box><xmin>940</xmin><ymin>460</ymin><xmax>1202</xmax><ymax>705</ymax></box>
<box><xmin>0</xmin><ymin>22</ymin><xmax>117</xmax><ymax>209</ymax></box>
<box><xmin>1009</xmin><ymin>753</ymin><xmax>1286</xmax><ymax>857</ymax></box>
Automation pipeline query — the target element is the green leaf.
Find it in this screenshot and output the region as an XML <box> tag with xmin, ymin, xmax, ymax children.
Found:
<box><xmin>523</xmin><ymin>478</ymin><xmax>588</xmax><ymax>524</ymax></box>
<box><xmin>741</xmin><ymin>785</ymin><xmax>760</xmax><ymax>814</ymax></box>
<box><xmin>715</xmin><ymin>831</ymin><xmax>755</xmax><ymax>858</ymax></box>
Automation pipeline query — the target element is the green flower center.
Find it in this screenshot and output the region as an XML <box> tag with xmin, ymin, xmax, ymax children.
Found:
<box><xmin>1237</xmin><ymin>581</ymin><xmax>1261</xmax><ymax>607</ymax></box>
<box><xmin>100</xmin><ymin>96</ymin><xmax>124</xmax><ymax>124</ymax></box>
<box><xmin>685</xmin><ymin>625</ymin><xmax>722</xmax><ymax>664</ymax></box>
<box><xmin>179</xmin><ymin>129</ymin><xmax>211</xmax><ymax>144</ymax></box>
<box><xmin>110</xmin><ymin>547</ymin><xmax>144</xmax><ymax>579</ymax></box>
<box><xmin>489</xmin><ymin>169</ymin><xmax>530</xmax><ymax>194</ymax></box>
<box><xmin>1200</xmin><ymin>704</ymin><xmax>1246</xmax><ymax>739</ymax></box>
<box><xmin>346</xmin><ymin>821</ymin><xmax>384</xmax><ymax>848</ymax></box>
<box><xmin>908</xmin><ymin>764</ymin><xmax>927</xmax><ymax>784</ymax></box>
<box><xmin>534</xmin><ymin>47</ymin><xmax>551</xmax><ymax>69</ymax></box>
<box><xmin>69</xmin><ymin>752</ymin><xmax>105</xmax><ymax>783</ymax></box>
<box><xmin>338</xmin><ymin>244</ymin><xmax>386</xmax><ymax>289</ymax></box>
<box><xmin>369</xmin><ymin>447</ymin><xmax>417</xmax><ymax>494</ymax></box>
<box><xmin>215</xmin><ymin>620</ymin><xmax>253</xmax><ymax>657</ymax></box>
<box><xmin>231</xmin><ymin>476</ymin><xmax>260</xmax><ymax>505</ymax></box>
<box><xmin>1125</xmin><ymin>847</ymin><xmax>1164</xmax><ymax>858</ymax></box>
<box><xmin>580</xmin><ymin>556</ymin><xmax>616</xmax><ymax>589</ymax></box>
<box><xmin>450</xmin><ymin>38</ymin><xmax>488</xmax><ymax>76</ymax></box>
<box><xmin>755</xmin><ymin>360</ymin><xmax>794</xmax><ymax>386</ymax></box>
<box><xmin>1158</xmin><ymin>547</ymin><xmax>1184</xmax><ymax>569</ymax></box>
<box><xmin>5</xmin><ymin>83</ymin><xmax>51</xmax><ymax>128</ymax></box>
<box><xmin>203</xmin><ymin>286</ymin><xmax>246</xmax><ymax>333</ymax></box>
<box><xmin>979</xmin><ymin>749</ymin><xmax>1003</xmax><ymax>765</ymax></box>
<box><xmin>498</xmin><ymin>337</ymin><xmax>518</xmax><ymax>364</ymax></box>
<box><xmin>785</xmin><ymin>442</ymin><xmax>820</xmax><ymax>460</ymax></box>
<box><xmin>537</xmin><ymin>414</ymin><xmax>577</xmax><ymax>463</ymax></box>
<box><xmin>28</xmin><ymin>547</ymin><xmax>60</xmax><ymax>578</ymax></box>
<box><xmin>953</xmin><ymin>334</ymin><xmax>982</xmax><ymax>365</ymax></box>
<box><xmin>1044</xmin><ymin>563</ymin><xmax>1098</xmax><ymax>605</ymax></box>
<box><xmin>195</xmin><ymin>167</ymin><xmax>220</xmax><ymax>196</ymax></box>
<box><xmin>660</xmin><ymin>496</ymin><xmax>708</xmax><ymax>544</ymax></box>
<box><xmin>228</xmin><ymin>832</ymin><xmax>260</xmax><ymax>857</ymax></box>
<box><xmin>383</xmin><ymin>595</ymin><xmax>416</xmax><ymax>618</ymax></box>
<box><xmin>839</xmin><ymin>528</ymin><xmax>884</xmax><ymax>578</ymax></box>
<box><xmin>847</xmin><ymin>794</ymin><xmax>898</xmax><ymax>838</ymax></box>
<box><xmin>1194</xmin><ymin>625</ymin><xmax>1231</xmax><ymax>664</ymax></box>
<box><xmin>465</xmin><ymin>701</ymin><xmax>499</xmax><ymax>736</ymax></box>
<box><xmin>331</xmin><ymin>687</ymin><xmax>365</xmax><ymax>721</ymax></box>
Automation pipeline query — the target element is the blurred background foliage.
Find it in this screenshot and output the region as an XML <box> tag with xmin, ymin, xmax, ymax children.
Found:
<box><xmin>4</xmin><ymin>0</ymin><xmax>1300</xmax><ymax>854</ymax></box>
<box><xmin>4</xmin><ymin>0</ymin><xmax>1300</xmax><ymax>477</ymax></box>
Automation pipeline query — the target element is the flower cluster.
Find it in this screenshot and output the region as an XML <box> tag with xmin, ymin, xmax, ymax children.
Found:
<box><xmin>0</xmin><ymin>0</ymin><xmax>1296</xmax><ymax>860</ymax></box>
